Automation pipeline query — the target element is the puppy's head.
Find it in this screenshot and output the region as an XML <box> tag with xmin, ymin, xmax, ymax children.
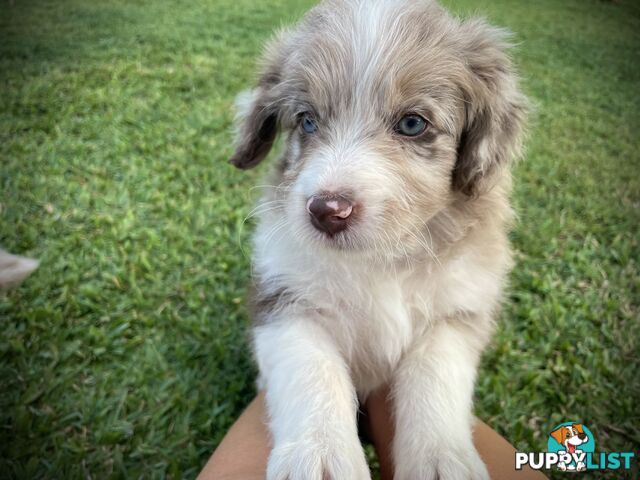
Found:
<box><xmin>550</xmin><ymin>424</ymin><xmax>589</xmax><ymax>448</ymax></box>
<box><xmin>231</xmin><ymin>0</ymin><xmax>527</xmax><ymax>257</ymax></box>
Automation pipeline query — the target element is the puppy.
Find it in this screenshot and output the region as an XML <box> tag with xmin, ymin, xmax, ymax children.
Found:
<box><xmin>230</xmin><ymin>0</ymin><xmax>527</xmax><ymax>478</ymax></box>
<box><xmin>550</xmin><ymin>424</ymin><xmax>589</xmax><ymax>471</ymax></box>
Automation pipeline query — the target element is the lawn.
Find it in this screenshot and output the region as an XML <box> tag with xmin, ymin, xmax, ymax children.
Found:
<box><xmin>1</xmin><ymin>0</ymin><xmax>638</xmax><ymax>478</ymax></box>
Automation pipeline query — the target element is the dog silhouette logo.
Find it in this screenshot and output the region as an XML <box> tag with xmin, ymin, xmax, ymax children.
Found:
<box><xmin>547</xmin><ymin>422</ymin><xmax>595</xmax><ymax>472</ymax></box>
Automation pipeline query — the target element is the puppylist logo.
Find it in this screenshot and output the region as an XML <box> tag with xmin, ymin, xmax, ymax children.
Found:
<box><xmin>515</xmin><ymin>422</ymin><xmax>636</xmax><ymax>473</ymax></box>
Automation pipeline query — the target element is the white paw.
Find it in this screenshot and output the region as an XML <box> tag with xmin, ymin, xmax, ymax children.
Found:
<box><xmin>396</xmin><ymin>443</ymin><xmax>489</xmax><ymax>480</ymax></box>
<box><xmin>436</xmin><ymin>446</ymin><xmax>490</xmax><ymax>480</ymax></box>
<box><xmin>266</xmin><ymin>434</ymin><xmax>371</xmax><ymax>480</ymax></box>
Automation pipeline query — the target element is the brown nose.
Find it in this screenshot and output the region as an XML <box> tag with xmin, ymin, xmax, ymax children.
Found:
<box><xmin>306</xmin><ymin>193</ymin><xmax>353</xmax><ymax>236</ymax></box>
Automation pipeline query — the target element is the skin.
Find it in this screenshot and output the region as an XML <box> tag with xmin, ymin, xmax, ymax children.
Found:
<box><xmin>198</xmin><ymin>389</ymin><xmax>548</xmax><ymax>480</ymax></box>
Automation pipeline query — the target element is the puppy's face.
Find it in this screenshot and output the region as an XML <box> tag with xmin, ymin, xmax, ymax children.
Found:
<box><xmin>550</xmin><ymin>424</ymin><xmax>589</xmax><ymax>451</ymax></box>
<box><xmin>231</xmin><ymin>0</ymin><xmax>526</xmax><ymax>258</ymax></box>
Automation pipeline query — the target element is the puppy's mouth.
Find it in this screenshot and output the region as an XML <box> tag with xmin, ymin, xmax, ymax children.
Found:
<box><xmin>307</xmin><ymin>221</ymin><xmax>358</xmax><ymax>249</ymax></box>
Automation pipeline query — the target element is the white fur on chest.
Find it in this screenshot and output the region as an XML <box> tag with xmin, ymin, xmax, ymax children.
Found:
<box><xmin>252</xmin><ymin>216</ymin><xmax>506</xmax><ymax>397</ymax></box>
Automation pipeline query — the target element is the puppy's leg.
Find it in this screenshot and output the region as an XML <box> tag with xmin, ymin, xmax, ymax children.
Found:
<box><xmin>392</xmin><ymin>320</ymin><xmax>490</xmax><ymax>480</ymax></box>
<box><xmin>254</xmin><ymin>318</ymin><xmax>371</xmax><ymax>480</ymax></box>
<box><xmin>557</xmin><ymin>452</ymin><xmax>567</xmax><ymax>471</ymax></box>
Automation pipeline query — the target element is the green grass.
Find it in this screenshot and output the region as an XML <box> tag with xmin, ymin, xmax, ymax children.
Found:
<box><xmin>1</xmin><ymin>0</ymin><xmax>638</xmax><ymax>478</ymax></box>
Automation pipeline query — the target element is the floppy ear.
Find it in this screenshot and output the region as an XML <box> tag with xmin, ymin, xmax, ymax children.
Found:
<box><xmin>573</xmin><ymin>424</ymin><xmax>585</xmax><ymax>434</ymax></box>
<box><xmin>550</xmin><ymin>427</ymin><xmax>566</xmax><ymax>444</ymax></box>
<box><xmin>453</xmin><ymin>20</ymin><xmax>528</xmax><ymax>196</ymax></box>
<box><xmin>229</xmin><ymin>87</ymin><xmax>279</xmax><ymax>169</ymax></box>
<box><xmin>229</xmin><ymin>32</ymin><xmax>290</xmax><ymax>170</ymax></box>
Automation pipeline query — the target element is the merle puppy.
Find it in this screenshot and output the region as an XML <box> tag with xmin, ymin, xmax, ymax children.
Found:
<box><xmin>229</xmin><ymin>0</ymin><xmax>527</xmax><ymax>478</ymax></box>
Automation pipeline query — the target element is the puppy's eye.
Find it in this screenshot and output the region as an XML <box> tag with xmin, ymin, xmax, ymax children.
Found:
<box><xmin>300</xmin><ymin>112</ymin><xmax>318</xmax><ymax>134</ymax></box>
<box><xmin>395</xmin><ymin>114</ymin><xmax>428</xmax><ymax>137</ymax></box>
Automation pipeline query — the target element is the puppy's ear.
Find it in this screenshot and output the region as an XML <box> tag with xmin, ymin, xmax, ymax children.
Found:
<box><xmin>229</xmin><ymin>33</ymin><xmax>289</xmax><ymax>170</ymax></box>
<box><xmin>453</xmin><ymin>20</ymin><xmax>528</xmax><ymax>196</ymax></box>
<box><xmin>550</xmin><ymin>427</ymin><xmax>566</xmax><ymax>444</ymax></box>
<box><xmin>573</xmin><ymin>424</ymin><xmax>585</xmax><ymax>434</ymax></box>
<box><xmin>229</xmin><ymin>88</ymin><xmax>279</xmax><ymax>169</ymax></box>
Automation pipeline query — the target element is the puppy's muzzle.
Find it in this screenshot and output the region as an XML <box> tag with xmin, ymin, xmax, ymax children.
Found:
<box><xmin>306</xmin><ymin>193</ymin><xmax>354</xmax><ymax>236</ymax></box>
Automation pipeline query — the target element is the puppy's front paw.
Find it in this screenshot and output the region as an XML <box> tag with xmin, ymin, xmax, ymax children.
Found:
<box><xmin>267</xmin><ymin>435</ymin><xmax>370</xmax><ymax>480</ymax></box>
<box><xmin>436</xmin><ymin>445</ymin><xmax>489</xmax><ymax>480</ymax></box>
<box><xmin>396</xmin><ymin>443</ymin><xmax>489</xmax><ymax>480</ymax></box>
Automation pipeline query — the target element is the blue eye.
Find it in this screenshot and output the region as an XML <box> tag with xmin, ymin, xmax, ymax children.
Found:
<box><xmin>395</xmin><ymin>114</ymin><xmax>428</xmax><ymax>137</ymax></box>
<box><xmin>300</xmin><ymin>112</ymin><xmax>318</xmax><ymax>134</ymax></box>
